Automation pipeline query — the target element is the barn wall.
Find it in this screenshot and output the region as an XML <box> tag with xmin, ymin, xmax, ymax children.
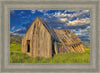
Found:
<box><xmin>22</xmin><ymin>17</ymin><xmax>52</xmax><ymax>58</ymax></box>
<box><xmin>32</xmin><ymin>18</ymin><xmax>52</xmax><ymax>58</ymax></box>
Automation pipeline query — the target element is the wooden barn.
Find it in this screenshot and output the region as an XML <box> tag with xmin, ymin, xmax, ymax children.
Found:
<box><xmin>22</xmin><ymin>17</ymin><xmax>85</xmax><ymax>58</ymax></box>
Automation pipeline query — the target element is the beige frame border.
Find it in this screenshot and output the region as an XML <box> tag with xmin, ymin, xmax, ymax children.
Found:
<box><xmin>0</xmin><ymin>0</ymin><xmax>100</xmax><ymax>73</ymax></box>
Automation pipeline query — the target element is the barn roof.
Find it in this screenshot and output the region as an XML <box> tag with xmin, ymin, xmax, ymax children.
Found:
<box><xmin>23</xmin><ymin>16</ymin><xmax>60</xmax><ymax>42</ymax></box>
<box><xmin>37</xmin><ymin>17</ymin><xmax>60</xmax><ymax>42</ymax></box>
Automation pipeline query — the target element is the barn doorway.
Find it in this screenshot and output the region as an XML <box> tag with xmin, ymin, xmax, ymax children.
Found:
<box><xmin>27</xmin><ymin>40</ymin><xmax>30</xmax><ymax>52</ymax></box>
<box><xmin>52</xmin><ymin>42</ymin><xmax>55</xmax><ymax>56</ymax></box>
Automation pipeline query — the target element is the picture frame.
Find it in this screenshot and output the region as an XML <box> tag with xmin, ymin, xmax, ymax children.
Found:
<box><xmin>0</xmin><ymin>0</ymin><xmax>100</xmax><ymax>73</ymax></box>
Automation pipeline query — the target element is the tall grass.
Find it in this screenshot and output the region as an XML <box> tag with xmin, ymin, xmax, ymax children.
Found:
<box><xmin>10</xmin><ymin>44</ymin><xmax>90</xmax><ymax>63</ymax></box>
<box><xmin>10</xmin><ymin>44</ymin><xmax>21</xmax><ymax>51</ymax></box>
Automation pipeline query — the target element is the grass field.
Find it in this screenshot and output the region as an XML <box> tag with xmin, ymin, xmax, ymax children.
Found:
<box><xmin>10</xmin><ymin>43</ymin><xmax>90</xmax><ymax>63</ymax></box>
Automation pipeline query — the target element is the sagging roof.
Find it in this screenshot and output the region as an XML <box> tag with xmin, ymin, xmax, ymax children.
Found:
<box><xmin>37</xmin><ymin>17</ymin><xmax>60</xmax><ymax>42</ymax></box>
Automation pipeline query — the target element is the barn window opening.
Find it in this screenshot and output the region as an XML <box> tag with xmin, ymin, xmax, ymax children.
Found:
<box><xmin>27</xmin><ymin>40</ymin><xmax>30</xmax><ymax>52</ymax></box>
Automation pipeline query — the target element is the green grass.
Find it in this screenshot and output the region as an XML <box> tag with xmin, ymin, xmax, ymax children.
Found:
<box><xmin>10</xmin><ymin>44</ymin><xmax>90</xmax><ymax>63</ymax></box>
<box><xmin>10</xmin><ymin>44</ymin><xmax>21</xmax><ymax>51</ymax></box>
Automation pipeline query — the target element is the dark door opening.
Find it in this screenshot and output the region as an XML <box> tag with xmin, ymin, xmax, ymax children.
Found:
<box><xmin>52</xmin><ymin>42</ymin><xmax>55</xmax><ymax>56</ymax></box>
<box><xmin>27</xmin><ymin>40</ymin><xmax>30</xmax><ymax>52</ymax></box>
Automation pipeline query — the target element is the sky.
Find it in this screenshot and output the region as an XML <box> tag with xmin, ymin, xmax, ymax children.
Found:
<box><xmin>10</xmin><ymin>10</ymin><xmax>90</xmax><ymax>41</ymax></box>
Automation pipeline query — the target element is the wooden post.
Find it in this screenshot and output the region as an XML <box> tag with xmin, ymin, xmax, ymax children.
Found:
<box><xmin>54</xmin><ymin>42</ymin><xmax>58</xmax><ymax>54</ymax></box>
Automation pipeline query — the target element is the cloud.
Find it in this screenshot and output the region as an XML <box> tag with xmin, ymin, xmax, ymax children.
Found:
<box><xmin>42</xmin><ymin>17</ymin><xmax>90</xmax><ymax>30</ymax></box>
<box><xmin>17</xmin><ymin>11</ymin><xmax>25</xmax><ymax>16</ymax></box>
<box><xmin>67</xmin><ymin>18</ymin><xmax>90</xmax><ymax>26</ymax></box>
<box><xmin>71</xmin><ymin>25</ymin><xmax>90</xmax><ymax>41</ymax></box>
<box><xmin>69</xmin><ymin>10</ymin><xmax>90</xmax><ymax>20</ymax></box>
<box><xmin>31</xmin><ymin>10</ymin><xmax>36</xmax><ymax>14</ymax></box>
<box><xmin>21</xmin><ymin>11</ymin><xmax>24</xmax><ymax>13</ymax></box>
<box><xmin>86</xmin><ymin>25</ymin><xmax>90</xmax><ymax>30</ymax></box>
<box><xmin>54</xmin><ymin>10</ymin><xmax>90</xmax><ymax>21</ymax></box>
<box><xmin>56</xmin><ymin>27</ymin><xmax>62</xmax><ymax>29</ymax></box>
<box><xmin>10</xmin><ymin>31</ymin><xmax>18</xmax><ymax>35</ymax></box>
<box><xmin>22</xmin><ymin>22</ymin><xmax>32</xmax><ymax>30</ymax></box>
<box><xmin>54</xmin><ymin>12</ymin><xmax>72</xmax><ymax>17</ymax></box>
<box><xmin>31</xmin><ymin>10</ymin><xmax>49</xmax><ymax>14</ymax></box>
<box><xmin>37</xmin><ymin>10</ymin><xmax>50</xmax><ymax>13</ymax></box>
<box><xmin>42</xmin><ymin>16</ymin><xmax>67</xmax><ymax>28</ymax></box>
<box><xmin>21</xmin><ymin>16</ymin><xmax>29</xmax><ymax>18</ymax></box>
<box><xmin>37</xmin><ymin>10</ymin><xmax>45</xmax><ymax>13</ymax></box>
<box><xmin>14</xmin><ymin>29</ymin><xmax>26</xmax><ymax>34</ymax></box>
<box><xmin>60</xmin><ymin>18</ymin><xmax>68</xmax><ymax>22</ymax></box>
<box><xmin>38</xmin><ymin>10</ymin><xmax>90</xmax><ymax>29</ymax></box>
<box><xmin>10</xmin><ymin>28</ymin><xmax>27</xmax><ymax>35</ymax></box>
<box><xmin>74</xmin><ymin>28</ymin><xmax>90</xmax><ymax>36</ymax></box>
<box><xmin>47</xmin><ymin>10</ymin><xmax>90</xmax><ymax>30</ymax></box>
<box><xmin>11</xmin><ymin>26</ymin><xmax>15</xmax><ymax>30</ymax></box>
